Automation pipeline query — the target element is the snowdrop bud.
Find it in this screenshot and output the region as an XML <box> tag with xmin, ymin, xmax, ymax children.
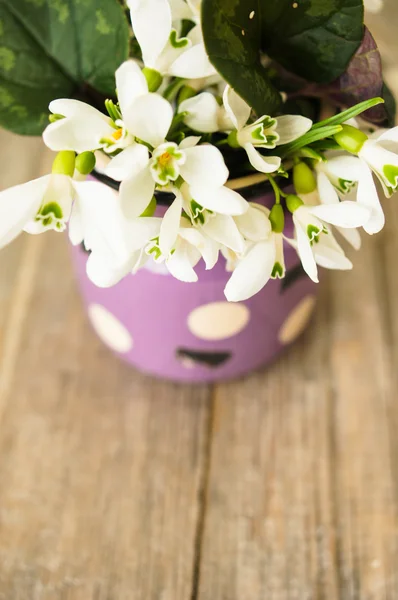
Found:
<box><xmin>293</xmin><ymin>162</ymin><xmax>316</xmax><ymax>194</ymax></box>
<box><xmin>140</xmin><ymin>196</ymin><xmax>157</xmax><ymax>217</ymax></box>
<box><xmin>227</xmin><ymin>131</ymin><xmax>240</xmax><ymax>148</ymax></box>
<box><xmin>270</xmin><ymin>204</ymin><xmax>285</xmax><ymax>233</ymax></box>
<box><xmin>334</xmin><ymin>125</ymin><xmax>368</xmax><ymax>155</ymax></box>
<box><xmin>52</xmin><ymin>151</ymin><xmax>76</xmax><ymax>177</ymax></box>
<box><xmin>142</xmin><ymin>67</ymin><xmax>163</xmax><ymax>93</ymax></box>
<box><xmin>76</xmin><ymin>151</ymin><xmax>96</xmax><ymax>175</ymax></box>
<box><xmin>178</xmin><ymin>86</ymin><xmax>197</xmax><ymax>104</ymax></box>
<box><xmin>286</xmin><ymin>194</ymin><xmax>304</xmax><ymax>213</ymax></box>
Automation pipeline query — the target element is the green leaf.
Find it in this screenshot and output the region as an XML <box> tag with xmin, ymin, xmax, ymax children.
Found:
<box><xmin>0</xmin><ymin>0</ymin><xmax>129</xmax><ymax>136</ymax></box>
<box><xmin>311</xmin><ymin>97</ymin><xmax>384</xmax><ymax>130</ymax></box>
<box><xmin>278</xmin><ymin>124</ymin><xmax>343</xmax><ymax>157</ymax></box>
<box><xmin>202</xmin><ymin>0</ymin><xmax>364</xmax><ymax>116</ymax></box>
<box><xmin>261</xmin><ymin>0</ymin><xmax>364</xmax><ymax>84</ymax></box>
<box><xmin>201</xmin><ymin>0</ymin><xmax>282</xmax><ymax>116</ymax></box>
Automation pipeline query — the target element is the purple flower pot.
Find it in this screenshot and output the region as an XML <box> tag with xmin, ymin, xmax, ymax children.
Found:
<box><xmin>71</xmin><ymin>177</ymin><xmax>318</xmax><ymax>382</ymax></box>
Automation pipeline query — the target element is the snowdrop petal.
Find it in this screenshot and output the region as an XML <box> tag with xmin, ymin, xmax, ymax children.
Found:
<box><xmin>190</xmin><ymin>184</ymin><xmax>248</xmax><ymax>215</ymax></box>
<box><xmin>128</xmin><ymin>0</ymin><xmax>172</xmax><ymax>67</ymax></box>
<box><xmin>179</xmin><ymin>93</ymin><xmax>221</xmax><ymax>133</ymax></box>
<box><xmin>124</xmin><ymin>93</ymin><xmax>173</xmax><ymax>148</ymax></box>
<box><xmin>48</xmin><ymin>99</ymin><xmax>109</xmax><ymax>121</ymax></box>
<box><xmin>0</xmin><ymin>176</ymin><xmax>50</xmax><ymax>249</ymax></box>
<box><xmin>356</xmin><ymin>163</ymin><xmax>385</xmax><ymax>234</ymax></box>
<box><xmin>119</xmin><ymin>167</ymin><xmax>156</xmax><ymax>219</ymax></box>
<box><xmin>203</xmin><ymin>214</ymin><xmax>245</xmax><ymax>253</ymax></box>
<box><xmin>169</xmin><ymin>0</ymin><xmax>193</xmax><ymax>19</ymax></box>
<box><xmin>159</xmin><ymin>193</ymin><xmax>183</xmax><ymax>255</ymax></box>
<box><xmin>224</xmin><ymin>239</ymin><xmax>276</xmax><ymax>302</ymax></box>
<box><xmin>310</xmin><ymin>201</ymin><xmax>370</xmax><ymax>228</ymax></box>
<box><xmin>317</xmin><ymin>171</ymin><xmax>340</xmax><ymax>205</ymax></box>
<box><xmin>233</xmin><ymin>203</ymin><xmax>272</xmax><ymax>241</ymax></box>
<box><xmin>244</xmin><ymin>144</ymin><xmax>281</xmax><ymax>174</ymax></box>
<box><xmin>294</xmin><ymin>217</ymin><xmax>319</xmax><ymax>283</ymax></box>
<box><xmin>179</xmin><ymin>136</ymin><xmax>202</xmax><ymax>149</ymax></box>
<box><xmin>116</xmin><ymin>60</ymin><xmax>148</xmax><ymax>118</ymax></box>
<box><xmin>166</xmin><ymin>246</ymin><xmax>199</xmax><ymax>282</ymax></box>
<box><xmin>275</xmin><ymin>115</ymin><xmax>312</xmax><ymax>145</ymax></box>
<box><xmin>43</xmin><ymin>114</ymin><xmax>113</xmax><ymax>153</ymax></box>
<box><xmin>223</xmin><ymin>86</ymin><xmax>251</xmax><ymax>130</ymax></box>
<box><xmin>360</xmin><ymin>140</ymin><xmax>398</xmax><ymax>196</ymax></box>
<box><xmin>86</xmin><ymin>251</ymin><xmax>135</xmax><ymax>288</ymax></box>
<box><xmin>105</xmin><ymin>144</ymin><xmax>149</xmax><ymax>182</ymax></box>
<box><xmin>169</xmin><ymin>42</ymin><xmax>216</xmax><ymax>79</ymax></box>
<box><xmin>181</xmin><ymin>145</ymin><xmax>229</xmax><ymax>187</ymax></box>
<box><xmin>313</xmin><ymin>235</ymin><xmax>353</xmax><ymax>271</ymax></box>
<box><xmin>336</xmin><ymin>227</ymin><xmax>362</xmax><ymax>250</ymax></box>
<box><xmin>324</xmin><ymin>156</ymin><xmax>363</xmax><ymax>182</ymax></box>
<box><xmin>69</xmin><ymin>199</ymin><xmax>84</xmax><ymax>246</ymax></box>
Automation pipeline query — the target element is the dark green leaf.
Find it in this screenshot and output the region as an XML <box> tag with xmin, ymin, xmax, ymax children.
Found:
<box><xmin>202</xmin><ymin>0</ymin><xmax>364</xmax><ymax>116</ymax></box>
<box><xmin>261</xmin><ymin>0</ymin><xmax>364</xmax><ymax>84</ymax></box>
<box><xmin>201</xmin><ymin>0</ymin><xmax>282</xmax><ymax>116</ymax></box>
<box><xmin>0</xmin><ymin>0</ymin><xmax>129</xmax><ymax>136</ymax></box>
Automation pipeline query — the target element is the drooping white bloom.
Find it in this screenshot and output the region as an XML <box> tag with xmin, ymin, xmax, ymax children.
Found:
<box><xmin>0</xmin><ymin>174</ymin><xmax>76</xmax><ymax>249</ymax></box>
<box><xmin>127</xmin><ymin>0</ymin><xmax>215</xmax><ymax>79</ymax></box>
<box><xmin>69</xmin><ymin>181</ymin><xmax>161</xmax><ymax>288</ymax></box>
<box><xmin>224</xmin><ymin>204</ymin><xmax>286</xmax><ymax>302</ymax></box>
<box><xmin>288</xmin><ymin>200</ymin><xmax>370</xmax><ymax>282</ymax></box>
<box><xmin>223</xmin><ymin>86</ymin><xmax>313</xmax><ymax>174</ymax></box>
<box><xmin>106</xmin><ymin>131</ymin><xmax>248</xmax><ymax>223</ymax></box>
<box><xmin>179</xmin><ymin>92</ymin><xmax>232</xmax><ymax>133</ymax></box>
<box><xmin>44</xmin><ymin>61</ymin><xmax>165</xmax><ymax>156</ymax></box>
<box><xmin>146</xmin><ymin>219</ymin><xmax>220</xmax><ymax>282</ymax></box>
<box><xmin>43</xmin><ymin>100</ymin><xmax>116</xmax><ymax>154</ymax></box>
<box><xmin>358</xmin><ymin>127</ymin><xmax>398</xmax><ymax>198</ymax></box>
<box><xmin>158</xmin><ymin>181</ymin><xmax>248</xmax><ymax>266</ymax></box>
<box><xmin>323</xmin><ymin>154</ymin><xmax>385</xmax><ymax>235</ymax></box>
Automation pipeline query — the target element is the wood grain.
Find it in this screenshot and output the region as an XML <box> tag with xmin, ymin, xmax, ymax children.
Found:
<box><xmin>0</xmin><ymin>4</ymin><xmax>398</xmax><ymax>598</ymax></box>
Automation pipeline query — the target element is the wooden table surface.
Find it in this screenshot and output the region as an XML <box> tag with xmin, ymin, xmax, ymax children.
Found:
<box><xmin>1</xmin><ymin>8</ymin><xmax>398</xmax><ymax>600</ymax></box>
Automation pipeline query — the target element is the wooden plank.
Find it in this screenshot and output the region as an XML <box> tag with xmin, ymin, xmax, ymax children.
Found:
<box><xmin>0</xmin><ymin>133</ymin><xmax>212</xmax><ymax>599</ymax></box>
<box><xmin>198</xmin><ymin>225</ymin><xmax>398</xmax><ymax>599</ymax></box>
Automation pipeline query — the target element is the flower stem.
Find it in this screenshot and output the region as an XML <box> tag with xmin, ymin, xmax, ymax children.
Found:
<box><xmin>268</xmin><ymin>175</ymin><xmax>288</xmax><ymax>204</ymax></box>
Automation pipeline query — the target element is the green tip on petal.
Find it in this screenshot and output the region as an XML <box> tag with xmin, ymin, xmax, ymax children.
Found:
<box><xmin>269</xmin><ymin>204</ymin><xmax>285</xmax><ymax>233</ymax></box>
<box><xmin>293</xmin><ymin>162</ymin><xmax>317</xmax><ymax>195</ymax></box>
<box><xmin>286</xmin><ymin>194</ymin><xmax>304</xmax><ymax>214</ymax></box>
<box><xmin>76</xmin><ymin>151</ymin><xmax>96</xmax><ymax>175</ymax></box>
<box><xmin>140</xmin><ymin>196</ymin><xmax>157</xmax><ymax>217</ymax></box>
<box><xmin>52</xmin><ymin>151</ymin><xmax>76</xmax><ymax>177</ymax></box>
<box><xmin>142</xmin><ymin>67</ymin><xmax>163</xmax><ymax>93</ymax></box>
<box><xmin>334</xmin><ymin>125</ymin><xmax>368</xmax><ymax>155</ymax></box>
<box><xmin>49</xmin><ymin>113</ymin><xmax>65</xmax><ymax>124</ymax></box>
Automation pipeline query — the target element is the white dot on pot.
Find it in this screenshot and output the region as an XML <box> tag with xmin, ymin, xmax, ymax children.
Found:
<box><xmin>188</xmin><ymin>302</ymin><xmax>250</xmax><ymax>341</ymax></box>
<box><xmin>278</xmin><ymin>296</ymin><xmax>316</xmax><ymax>345</ymax></box>
<box><xmin>88</xmin><ymin>304</ymin><xmax>133</xmax><ymax>353</ymax></box>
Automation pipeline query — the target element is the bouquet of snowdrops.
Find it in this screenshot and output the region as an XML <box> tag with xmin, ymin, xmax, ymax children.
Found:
<box><xmin>0</xmin><ymin>0</ymin><xmax>396</xmax><ymax>301</ymax></box>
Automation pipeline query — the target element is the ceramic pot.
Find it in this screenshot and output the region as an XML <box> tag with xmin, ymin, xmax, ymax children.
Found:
<box><xmin>71</xmin><ymin>174</ymin><xmax>318</xmax><ymax>382</ymax></box>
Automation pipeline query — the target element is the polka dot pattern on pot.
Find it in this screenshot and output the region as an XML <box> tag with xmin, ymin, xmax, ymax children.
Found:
<box><xmin>187</xmin><ymin>302</ymin><xmax>250</xmax><ymax>341</ymax></box>
<box><xmin>278</xmin><ymin>295</ymin><xmax>316</xmax><ymax>345</ymax></box>
<box><xmin>88</xmin><ymin>304</ymin><xmax>133</xmax><ymax>353</ymax></box>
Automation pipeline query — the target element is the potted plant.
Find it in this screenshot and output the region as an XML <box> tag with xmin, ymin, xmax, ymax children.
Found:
<box><xmin>0</xmin><ymin>0</ymin><xmax>396</xmax><ymax>382</ymax></box>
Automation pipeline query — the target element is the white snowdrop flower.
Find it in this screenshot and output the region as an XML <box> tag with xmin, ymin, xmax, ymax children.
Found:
<box><xmin>224</xmin><ymin>203</ymin><xmax>287</xmax><ymax>302</ymax></box>
<box><xmin>223</xmin><ymin>86</ymin><xmax>312</xmax><ymax>174</ymax></box>
<box><xmin>286</xmin><ymin>194</ymin><xmax>369</xmax><ymax>283</ymax></box>
<box><xmin>69</xmin><ymin>181</ymin><xmax>161</xmax><ymax>288</ymax></box>
<box><xmin>178</xmin><ymin>93</ymin><xmax>233</xmax><ymax>133</ymax></box>
<box><xmin>106</xmin><ymin>131</ymin><xmax>248</xmax><ymax>223</ymax></box>
<box><xmin>127</xmin><ymin>0</ymin><xmax>215</xmax><ymax>80</ymax></box>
